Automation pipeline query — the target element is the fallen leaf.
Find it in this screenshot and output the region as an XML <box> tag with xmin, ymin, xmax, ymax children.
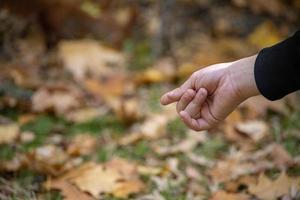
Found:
<box><xmin>70</xmin><ymin>164</ymin><xmax>122</xmax><ymax>197</ymax></box>
<box><xmin>112</xmin><ymin>97</ymin><xmax>142</xmax><ymax>124</ymax></box>
<box><xmin>67</xmin><ymin>134</ymin><xmax>97</xmax><ymax>156</ymax></box>
<box><xmin>248</xmin><ymin>172</ymin><xmax>300</xmax><ymax>200</ymax></box>
<box><xmin>247</xmin><ymin>21</ymin><xmax>283</xmax><ymax>48</ymax></box>
<box><xmin>235</xmin><ymin>120</ymin><xmax>269</xmax><ymax>142</ymax></box>
<box><xmin>113</xmin><ymin>180</ymin><xmax>145</xmax><ymax>198</ymax></box>
<box><xmin>18</xmin><ymin>114</ymin><xmax>37</xmax><ymax>125</ymax></box>
<box><xmin>84</xmin><ymin>74</ymin><xmax>134</xmax><ymax>102</ymax></box>
<box><xmin>45</xmin><ymin>179</ymin><xmax>94</xmax><ymax>200</ymax></box>
<box><xmin>32</xmin><ymin>88</ymin><xmax>81</xmax><ymax>115</ymax></box>
<box><xmin>241</xmin><ymin>95</ymin><xmax>288</xmax><ymax>118</ymax></box>
<box><xmin>50</xmin><ymin>159</ymin><xmax>145</xmax><ymax>198</ymax></box>
<box><xmin>29</xmin><ymin>145</ymin><xmax>69</xmax><ymax>175</ymax></box>
<box><xmin>210</xmin><ymin>190</ymin><xmax>250</xmax><ymax>200</ymax></box>
<box><xmin>20</xmin><ymin>131</ymin><xmax>35</xmax><ymax>143</ymax></box>
<box><xmin>0</xmin><ymin>123</ymin><xmax>19</xmax><ymax>144</ymax></box>
<box><xmin>154</xmin><ymin>131</ymin><xmax>207</xmax><ymax>155</ymax></box>
<box><xmin>270</xmin><ymin>144</ymin><xmax>294</xmax><ymax>168</ymax></box>
<box><xmin>139</xmin><ymin>114</ymin><xmax>168</xmax><ymax>140</ymax></box>
<box><xmin>65</xmin><ymin>107</ymin><xmax>106</xmax><ymax>123</ymax></box>
<box><xmin>59</xmin><ymin>39</ymin><xmax>125</xmax><ymax>80</ymax></box>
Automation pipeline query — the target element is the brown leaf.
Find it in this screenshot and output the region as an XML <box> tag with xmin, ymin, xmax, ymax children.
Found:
<box><xmin>67</xmin><ymin>134</ymin><xmax>97</xmax><ymax>156</ymax></box>
<box><xmin>112</xmin><ymin>97</ymin><xmax>142</xmax><ymax>124</ymax></box>
<box><xmin>248</xmin><ymin>172</ymin><xmax>300</xmax><ymax>200</ymax></box>
<box><xmin>52</xmin><ymin>159</ymin><xmax>145</xmax><ymax>198</ymax></box>
<box><xmin>29</xmin><ymin>145</ymin><xmax>69</xmax><ymax>175</ymax></box>
<box><xmin>83</xmin><ymin>74</ymin><xmax>134</xmax><ymax>102</ymax></box>
<box><xmin>45</xmin><ymin>179</ymin><xmax>94</xmax><ymax>200</ymax></box>
<box><xmin>70</xmin><ymin>164</ymin><xmax>122</xmax><ymax>197</ymax></box>
<box><xmin>210</xmin><ymin>190</ymin><xmax>250</xmax><ymax>200</ymax></box>
<box><xmin>270</xmin><ymin>144</ymin><xmax>294</xmax><ymax>169</ymax></box>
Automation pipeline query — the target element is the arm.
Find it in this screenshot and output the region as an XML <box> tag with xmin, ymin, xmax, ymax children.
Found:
<box><xmin>255</xmin><ymin>30</ymin><xmax>300</xmax><ymax>100</ymax></box>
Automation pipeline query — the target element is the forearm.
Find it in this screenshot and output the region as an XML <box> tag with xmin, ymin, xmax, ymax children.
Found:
<box><xmin>228</xmin><ymin>55</ymin><xmax>260</xmax><ymax>101</ymax></box>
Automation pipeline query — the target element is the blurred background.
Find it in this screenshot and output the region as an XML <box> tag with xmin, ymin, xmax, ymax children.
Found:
<box><xmin>0</xmin><ymin>0</ymin><xmax>300</xmax><ymax>200</ymax></box>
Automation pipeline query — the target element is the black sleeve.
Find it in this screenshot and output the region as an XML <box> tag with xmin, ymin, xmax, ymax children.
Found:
<box><xmin>254</xmin><ymin>30</ymin><xmax>300</xmax><ymax>101</ymax></box>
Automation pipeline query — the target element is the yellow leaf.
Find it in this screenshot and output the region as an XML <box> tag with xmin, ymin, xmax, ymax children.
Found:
<box><xmin>248</xmin><ymin>21</ymin><xmax>283</xmax><ymax>48</ymax></box>
<box><xmin>0</xmin><ymin>123</ymin><xmax>19</xmax><ymax>145</ymax></box>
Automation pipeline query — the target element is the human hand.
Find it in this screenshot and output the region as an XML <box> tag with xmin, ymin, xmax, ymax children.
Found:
<box><xmin>160</xmin><ymin>55</ymin><xmax>259</xmax><ymax>131</ymax></box>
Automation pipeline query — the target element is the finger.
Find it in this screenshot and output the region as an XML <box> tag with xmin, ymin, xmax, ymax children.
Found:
<box><xmin>160</xmin><ymin>78</ymin><xmax>194</xmax><ymax>105</ymax></box>
<box><xmin>179</xmin><ymin>111</ymin><xmax>211</xmax><ymax>131</ymax></box>
<box><xmin>184</xmin><ymin>88</ymin><xmax>207</xmax><ymax>119</ymax></box>
<box><xmin>176</xmin><ymin>89</ymin><xmax>196</xmax><ymax>114</ymax></box>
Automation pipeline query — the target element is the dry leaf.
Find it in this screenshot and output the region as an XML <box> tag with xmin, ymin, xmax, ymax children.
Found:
<box><xmin>84</xmin><ymin>74</ymin><xmax>134</xmax><ymax>102</ymax></box>
<box><xmin>113</xmin><ymin>180</ymin><xmax>145</xmax><ymax>198</ymax></box>
<box><xmin>32</xmin><ymin>88</ymin><xmax>81</xmax><ymax>115</ymax></box>
<box><xmin>70</xmin><ymin>164</ymin><xmax>122</xmax><ymax>197</ymax></box>
<box><xmin>242</xmin><ymin>95</ymin><xmax>288</xmax><ymax>118</ymax></box>
<box><xmin>59</xmin><ymin>39</ymin><xmax>125</xmax><ymax>80</ymax></box>
<box><xmin>65</xmin><ymin>107</ymin><xmax>105</xmax><ymax>123</ymax></box>
<box><xmin>50</xmin><ymin>159</ymin><xmax>145</xmax><ymax>198</ymax></box>
<box><xmin>112</xmin><ymin>97</ymin><xmax>142</xmax><ymax>124</ymax></box>
<box><xmin>248</xmin><ymin>172</ymin><xmax>300</xmax><ymax>200</ymax></box>
<box><xmin>45</xmin><ymin>179</ymin><xmax>94</xmax><ymax>200</ymax></box>
<box><xmin>29</xmin><ymin>145</ymin><xmax>69</xmax><ymax>175</ymax></box>
<box><xmin>270</xmin><ymin>144</ymin><xmax>294</xmax><ymax>168</ymax></box>
<box><xmin>67</xmin><ymin>134</ymin><xmax>97</xmax><ymax>156</ymax></box>
<box><xmin>139</xmin><ymin>114</ymin><xmax>168</xmax><ymax>140</ymax></box>
<box><xmin>154</xmin><ymin>131</ymin><xmax>207</xmax><ymax>155</ymax></box>
<box><xmin>20</xmin><ymin>131</ymin><xmax>35</xmax><ymax>143</ymax></box>
<box><xmin>247</xmin><ymin>21</ymin><xmax>282</xmax><ymax>48</ymax></box>
<box><xmin>0</xmin><ymin>123</ymin><xmax>19</xmax><ymax>144</ymax></box>
<box><xmin>235</xmin><ymin>120</ymin><xmax>269</xmax><ymax>142</ymax></box>
<box><xmin>210</xmin><ymin>190</ymin><xmax>249</xmax><ymax>200</ymax></box>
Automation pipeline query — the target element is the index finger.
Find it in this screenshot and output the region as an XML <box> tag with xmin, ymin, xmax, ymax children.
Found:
<box><xmin>160</xmin><ymin>77</ymin><xmax>194</xmax><ymax>105</ymax></box>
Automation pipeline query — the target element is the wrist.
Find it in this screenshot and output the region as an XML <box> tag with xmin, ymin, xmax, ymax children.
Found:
<box><xmin>228</xmin><ymin>55</ymin><xmax>260</xmax><ymax>100</ymax></box>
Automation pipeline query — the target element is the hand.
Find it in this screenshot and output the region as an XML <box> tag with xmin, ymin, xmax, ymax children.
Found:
<box><xmin>160</xmin><ymin>55</ymin><xmax>260</xmax><ymax>131</ymax></box>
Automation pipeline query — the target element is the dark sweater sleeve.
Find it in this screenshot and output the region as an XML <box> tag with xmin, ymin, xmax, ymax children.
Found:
<box><xmin>254</xmin><ymin>30</ymin><xmax>300</xmax><ymax>101</ymax></box>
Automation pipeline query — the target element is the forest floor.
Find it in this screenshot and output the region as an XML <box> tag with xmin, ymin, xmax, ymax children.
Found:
<box><xmin>1</xmin><ymin>0</ymin><xmax>300</xmax><ymax>200</ymax></box>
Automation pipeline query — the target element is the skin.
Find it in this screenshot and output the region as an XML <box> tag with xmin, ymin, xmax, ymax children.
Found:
<box><xmin>160</xmin><ymin>55</ymin><xmax>260</xmax><ymax>131</ymax></box>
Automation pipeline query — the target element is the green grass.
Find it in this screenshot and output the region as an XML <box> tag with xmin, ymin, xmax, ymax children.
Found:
<box><xmin>123</xmin><ymin>38</ymin><xmax>154</xmax><ymax>71</ymax></box>
<box><xmin>19</xmin><ymin>114</ymin><xmax>126</xmax><ymax>152</ymax></box>
<box><xmin>167</xmin><ymin>118</ymin><xmax>187</xmax><ymax>139</ymax></box>
<box><xmin>20</xmin><ymin>115</ymin><xmax>63</xmax><ymax>151</ymax></box>
<box><xmin>97</xmin><ymin>140</ymin><xmax>151</xmax><ymax>162</ymax></box>
<box><xmin>194</xmin><ymin>136</ymin><xmax>228</xmax><ymax>159</ymax></box>
<box><xmin>147</xmin><ymin>84</ymin><xmax>164</xmax><ymax>112</ymax></box>
<box><xmin>0</xmin><ymin>145</ymin><xmax>16</xmax><ymax>160</ymax></box>
<box><xmin>160</xmin><ymin>181</ymin><xmax>187</xmax><ymax>200</ymax></box>
<box><xmin>70</xmin><ymin>115</ymin><xmax>126</xmax><ymax>136</ymax></box>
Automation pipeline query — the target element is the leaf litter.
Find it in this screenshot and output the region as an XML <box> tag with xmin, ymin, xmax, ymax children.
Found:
<box><xmin>0</xmin><ymin>1</ymin><xmax>300</xmax><ymax>200</ymax></box>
